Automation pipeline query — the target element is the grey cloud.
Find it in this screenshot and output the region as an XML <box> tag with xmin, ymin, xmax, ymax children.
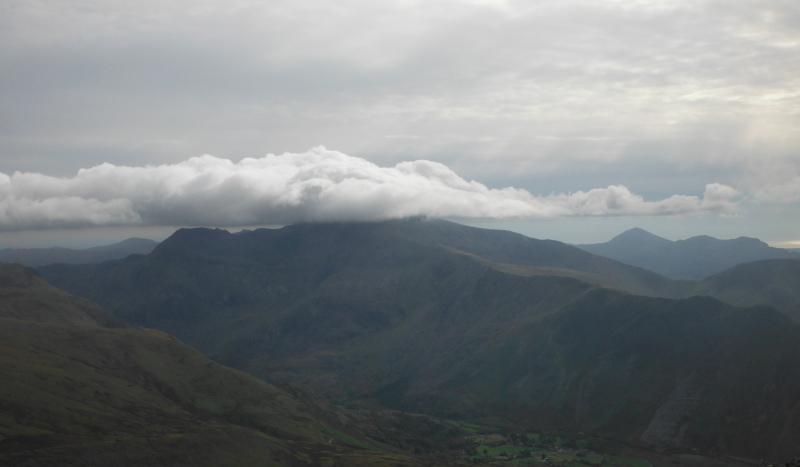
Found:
<box><xmin>1</xmin><ymin>0</ymin><xmax>798</xmax><ymax>198</ymax></box>
<box><xmin>755</xmin><ymin>177</ymin><xmax>800</xmax><ymax>204</ymax></box>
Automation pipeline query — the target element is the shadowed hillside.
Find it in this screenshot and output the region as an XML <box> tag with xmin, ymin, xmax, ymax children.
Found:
<box><xmin>0</xmin><ymin>263</ymin><xmax>471</xmax><ymax>466</ymax></box>
<box><xmin>577</xmin><ymin>228</ymin><xmax>799</xmax><ymax>279</ymax></box>
<box><xmin>36</xmin><ymin>219</ymin><xmax>800</xmax><ymax>462</ymax></box>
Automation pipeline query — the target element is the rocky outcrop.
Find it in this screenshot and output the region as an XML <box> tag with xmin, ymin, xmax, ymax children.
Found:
<box><xmin>640</xmin><ymin>375</ymin><xmax>702</xmax><ymax>446</ymax></box>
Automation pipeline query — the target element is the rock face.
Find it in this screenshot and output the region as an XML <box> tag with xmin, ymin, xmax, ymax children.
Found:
<box><xmin>640</xmin><ymin>376</ymin><xmax>702</xmax><ymax>446</ymax></box>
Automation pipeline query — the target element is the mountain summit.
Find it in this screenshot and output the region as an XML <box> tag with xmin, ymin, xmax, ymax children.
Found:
<box><xmin>606</xmin><ymin>227</ymin><xmax>672</xmax><ymax>245</ymax></box>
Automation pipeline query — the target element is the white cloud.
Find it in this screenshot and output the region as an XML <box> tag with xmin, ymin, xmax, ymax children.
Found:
<box><xmin>0</xmin><ymin>148</ymin><xmax>740</xmax><ymax>230</ymax></box>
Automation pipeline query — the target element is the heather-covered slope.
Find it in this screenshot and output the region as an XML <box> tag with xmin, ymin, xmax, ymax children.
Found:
<box><xmin>577</xmin><ymin>228</ymin><xmax>799</xmax><ymax>279</ymax></box>
<box><xmin>0</xmin><ymin>238</ymin><xmax>158</xmax><ymax>268</ymax></box>
<box><xmin>37</xmin><ymin>220</ymin><xmax>800</xmax><ymax>461</ymax></box>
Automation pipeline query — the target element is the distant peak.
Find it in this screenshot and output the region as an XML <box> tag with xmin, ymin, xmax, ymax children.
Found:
<box><xmin>115</xmin><ymin>237</ymin><xmax>158</xmax><ymax>245</ymax></box>
<box><xmin>152</xmin><ymin>227</ymin><xmax>232</xmax><ymax>254</ymax></box>
<box><xmin>170</xmin><ymin>227</ymin><xmax>231</xmax><ymax>238</ymax></box>
<box><xmin>621</xmin><ymin>227</ymin><xmax>651</xmax><ymax>235</ymax></box>
<box><xmin>609</xmin><ymin>228</ymin><xmax>670</xmax><ymax>244</ymax></box>
<box><xmin>733</xmin><ymin>236</ymin><xmax>768</xmax><ymax>246</ymax></box>
<box><xmin>680</xmin><ymin>235</ymin><xmax>768</xmax><ymax>247</ymax></box>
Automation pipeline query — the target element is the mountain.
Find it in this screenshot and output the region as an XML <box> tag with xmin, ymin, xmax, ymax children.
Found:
<box><xmin>0</xmin><ymin>238</ymin><xmax>159</xmax><ymax>267</ymax></box>
<box><xmin>576</xmin><ymin>228</ymin><xmax>800</xmax><ymax>279</ymax></box>
<box><xmin>0</xmin><ymin>262</ymin><xmax>125</xmax><ymax>328</ymax></box>
<box><xmin>390</xmin><ymin>220</ymin><xmax>690</xmax><ymax>297</ymax></box>
<box><xmin>0</xmin><ymin>262</ymin><xmax>466</xmax><ymax>466</ymax></box>
<box><xmin>36</xmin><ymin>219</ymin><xmax>800</xmax><ymax>461</ymax></box>
<box><xmin>37</xmin><ymin>219</ymin><xmax>691</xmax><ymax>343</ymax></box>
<box><xmin>691</xmin><ymin>258</ymin><xmax>800</xmax><ymax>321</ymax></box>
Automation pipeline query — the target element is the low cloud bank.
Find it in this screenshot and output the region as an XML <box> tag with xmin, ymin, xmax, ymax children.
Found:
<box><xmin>0</xmin><ymin>147</ymin><xmax>740</xmax><ymax>230</ymax></box>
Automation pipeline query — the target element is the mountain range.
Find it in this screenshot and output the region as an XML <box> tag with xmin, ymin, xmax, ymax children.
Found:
<box><xmin>0</xmin><ymin>238</ymin><xmax>159</xmax><ymax>268</ymax></box>
<box><xmin>36</xmin><ymin>219</ymin><xmax>800</xmax><ymax>462</ymax></box>
<box><xmin>576</xmin><ymin>228</ymin><xmax>800</xmax><ymax>280</ymax></box>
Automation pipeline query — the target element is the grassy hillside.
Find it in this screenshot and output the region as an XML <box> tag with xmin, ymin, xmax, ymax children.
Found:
<box><xmin>0</xmin><ymin>263</ymin><xmax>124</xmax><ymax>327</ymax></box>
<box><xmin>0</xmin><ymin>263</ymin><xmax>468</xmax><ymax>466</ymax></box>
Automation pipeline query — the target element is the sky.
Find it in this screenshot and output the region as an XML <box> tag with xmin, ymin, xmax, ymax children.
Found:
<box><xmin>1</xmin><ymin>0</ymin><xmax>799</xmax><ymax>248</ymax></box>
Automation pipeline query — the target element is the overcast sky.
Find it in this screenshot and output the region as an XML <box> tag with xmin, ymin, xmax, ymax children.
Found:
<box><xmin>1</xmin><ymin>0</ymin><xmax>799</xmax><ymax>248</ymax></box>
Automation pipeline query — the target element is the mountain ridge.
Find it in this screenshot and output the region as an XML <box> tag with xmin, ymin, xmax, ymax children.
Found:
<box><xmin>577</xmin><ymin>228</ymin><xmax>799</xmax><ymax>279</ymax></box>
<box><xmin>0</xmin><ymin>237</ymin><xmax>159</xmax><ymax>268</ymax></box>
<box><xmin>691</xmin><ymin>258</ymin><xmax>800</xmax><ymax>320</ymax></box>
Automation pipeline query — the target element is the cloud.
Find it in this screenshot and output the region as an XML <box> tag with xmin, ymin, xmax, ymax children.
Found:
<box><xmin>0</xmin><ymin>148</ymin><xmax>740</xmax><ymax>230</ymax></box>
<box><xmin>754</xmin><ymin>177</ymin><xmax>800</xmax><ymax>204</ymax></box>
<box><xmin>1</xmin><ymin>0</ymin><xmax>799</xmax><ymax>198</ymax></box>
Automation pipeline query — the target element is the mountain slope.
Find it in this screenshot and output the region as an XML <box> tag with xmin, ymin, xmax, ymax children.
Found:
<box><xmin>691</xmin><ymin>258</ymin><xmax>800</xmax><ymax>321</ymax></box>
<box><xmin>0</xmin><ymin>238</ymin><xmax>158</xmax><ymax>268</ymax></box>
<box><xmin>0</xmin><ymin>263</ymin><xmax>123</xmax><ymax>327</ymax></box>
<box><xmin>0</xmin><ymin>263</ymin><xmax>457</xmax><ymax>466</ymax></box>
<box><xmin>577</xmin><ymin>228</ymin><xmax>799</xmax><ymax>279</ymax></box>
<box><xmin>36</xmin><ymin>220</ymin><xmax>800</xmax><ymax>461</ymax></box>
<box><xmin>390</xmin><ymin>220</ymin><xmax>689</xmax><ymax>297</ymax></box>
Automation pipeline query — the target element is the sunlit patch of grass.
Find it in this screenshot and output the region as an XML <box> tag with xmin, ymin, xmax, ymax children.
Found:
<box><xmin>615</xmin><ymin>458</ymin><xmax>649</xmax><ymax>467</ymax></box>
<box><xmin>316</xmin><ymin>423</ymin><xmax>373</xmax><ymax>449</ymax></box>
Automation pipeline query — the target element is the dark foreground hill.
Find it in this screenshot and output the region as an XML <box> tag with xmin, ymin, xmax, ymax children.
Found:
<box><xmin>0</xmin><ymin>237</ymin><xmax>158</xmax><ymax>267</ymax></box>
<box><xmin>38</xmin><ymin>219</ymin><xmax>800</xmax><ymax>462</ymax></box>
<box><xmin>576</xmin><ymin>228</ymin><xmax>799</xmax><ymax>279</ymax></box>
<box><xmin>0</xmin><ymin>263</ymin><xmax>469</xmax><ymax>466</ymax></box>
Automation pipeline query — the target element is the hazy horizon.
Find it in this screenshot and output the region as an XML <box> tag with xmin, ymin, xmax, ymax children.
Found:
<box><xmin>2</xmin><ymin>216</ymin><xmax>799</xmax><ymax>251</ymax></box>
